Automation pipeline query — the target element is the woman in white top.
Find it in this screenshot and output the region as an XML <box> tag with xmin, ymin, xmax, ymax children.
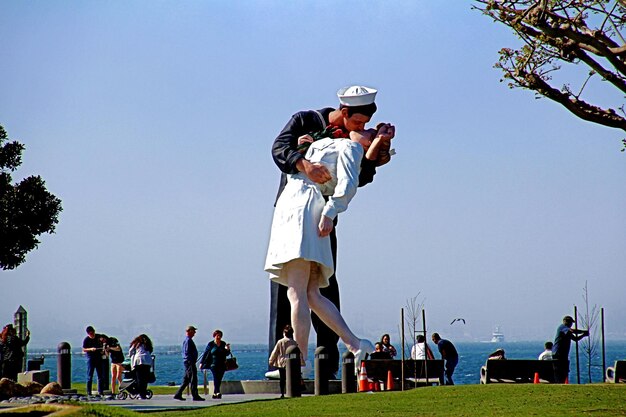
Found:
<box><xmin>411</xmin><ymin>335</ymin><xmax>435</xmax><ymax>360</ymax></box>
<box><xmin>265</xmin><ymin>125</ymin><xmax>392</xmax><ymax>364</ymax></box>
<box><xmin>268</xmin><ymin>325</ymin><xmax>298</xmax><ymax>398</ymax></box>
<box><xmin>129</xmin><ymin>334</ymin><xmax>153</xmax><ymax>399</ymax></box>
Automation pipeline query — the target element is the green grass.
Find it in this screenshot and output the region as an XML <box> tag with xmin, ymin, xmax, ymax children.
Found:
<box><xmin>154</xmin><ymin>385</ymin><xmax>626</xmax><ymax>417</ymax></box>
<box><xmin>70</xmin><ymin>404</ymin><xmax>138</xmax><ymax>417</ymax></box>
<box><xmin>17</xmin><ymin>384</ymin><xmax>626</xmax><ymax>417</ymax></box>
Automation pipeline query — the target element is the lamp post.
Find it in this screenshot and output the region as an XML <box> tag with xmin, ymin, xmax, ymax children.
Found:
<box><xmin>14</xmin><ymin>305</ymin><xmax>28</xmax><ymax>373</ymax></box>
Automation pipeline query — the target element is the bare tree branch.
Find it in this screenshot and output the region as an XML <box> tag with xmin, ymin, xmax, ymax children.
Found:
<box><xmin>523</xmin><ymin>70</ymin><xmax>626</xmax><ymax>128</ymax></box>
<box><xmin>475</xmin><ymin>0</ymin><xmax>626</xmax><ymax>141</ymax></box>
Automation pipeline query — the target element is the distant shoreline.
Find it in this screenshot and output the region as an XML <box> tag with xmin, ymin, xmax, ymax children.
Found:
<box><xmin>24</xmin><ymin>339</ymin><xmax>626</xmax><ymax>353</ymax></box>
<box><xmin>25</xmin><ymin>338</ymin><xmax>626</xmax><ymax>349</ymax></box>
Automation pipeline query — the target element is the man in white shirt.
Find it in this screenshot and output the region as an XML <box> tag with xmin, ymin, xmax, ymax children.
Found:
<box><xmin>538</xmin><ymin>341</ymin><xmax>553</xmax><ymax>360</ymax></box>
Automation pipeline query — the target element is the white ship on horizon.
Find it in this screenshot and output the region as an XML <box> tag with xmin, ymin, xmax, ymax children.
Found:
<box><xmin>491</xmin><ymin>326</ymin><xmax>505</xmax><ymax>343</ymax></box>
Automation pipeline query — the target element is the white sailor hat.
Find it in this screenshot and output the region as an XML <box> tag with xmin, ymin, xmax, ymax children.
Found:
<box><xmin>337</xmin><ymin>85</ymin><xmax>377</xmax><ymax>106</ymax></box>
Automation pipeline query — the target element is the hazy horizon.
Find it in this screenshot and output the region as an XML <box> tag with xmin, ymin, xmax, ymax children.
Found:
<box><xmin>2</xmin><ymin>1</ymin><xmax>625</xmax><ymax>352</ymax></box>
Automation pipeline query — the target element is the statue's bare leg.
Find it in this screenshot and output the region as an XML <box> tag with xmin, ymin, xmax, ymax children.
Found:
<box><xmin>306</xmin><ymin>268</ymin><xmax>360</xmax><ymax>352</ymax></box>
<box><xmin>285</xmin><ymin>258</ymin><xmax>312</xmax><ymax>363</ymax></box>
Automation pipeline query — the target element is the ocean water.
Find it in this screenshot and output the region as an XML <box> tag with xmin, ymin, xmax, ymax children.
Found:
<box><xmin>30</xmin><ymin>341</ymin><xmax>625</xmax><ymax>386</ymax></box>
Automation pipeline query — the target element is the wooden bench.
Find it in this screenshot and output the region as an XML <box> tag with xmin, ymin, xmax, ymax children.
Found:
<box><xmin>362</xmin><ymin>359</ymin><xmax>444</xmax><ymax>388</ymax></box>
<box><xmin>606</xmin><ymin>360</ymin><xmax>626</xmax><ymax>383</ymax></box>
<box><xmin>480</xmin><ymin>359</ymin><xmax>562</xmax><ymax>384</ymax></box>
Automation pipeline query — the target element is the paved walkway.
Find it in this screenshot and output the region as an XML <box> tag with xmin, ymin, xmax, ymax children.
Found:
<box><xmin>107</xmin><ymin>393</ymin><xmax>286</xmax><ymax>412</ymax></box>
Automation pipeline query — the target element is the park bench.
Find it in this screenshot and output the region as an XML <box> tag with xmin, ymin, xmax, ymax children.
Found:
<box><xmin>362</xmin><ymin>359</ymin><xmax>445</xmax><ymax>388</ymax></box>
<box><xmin>606</xmin><ymin>360</ymin><xmax>626</xmax><ymax>383</ymax></box>
<box><xmin>480</xmin><ymin>359</ymin><xmax>561</xmax><ymax>384</ymax></box>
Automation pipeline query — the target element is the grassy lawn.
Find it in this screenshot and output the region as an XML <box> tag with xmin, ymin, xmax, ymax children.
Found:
<box><xmin>67</xmin><ymin>384</ymin><xmax>626</xmax><ymax>417</ymax></box>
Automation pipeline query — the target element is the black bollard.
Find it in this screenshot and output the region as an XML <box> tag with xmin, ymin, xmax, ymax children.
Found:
<box><xmin>285</xmin><ymin>345</ymin><xmax>301</xmax><ymax>398</ymax></box>
<box><xmin>314</xmin><ymin>346</ymin><xmax>329</xmax><ymax>395</ymax></box>
<box><xmin>100</xmin><ymin>353</ymin><xmax>110</xmax><ymax>392</ymax></box>
<box><xmin>341</xmin><ymin>351</ymin><xmax>356</xmax><ymax>393</ymax></box>
<box><xmin>57</xmin><ymin>342</ymin><xmax>72</xmax><ymax>389</ymax></box>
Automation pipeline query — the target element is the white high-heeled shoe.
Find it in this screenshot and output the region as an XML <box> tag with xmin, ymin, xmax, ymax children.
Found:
<box><xmin>264</xmin><ymin>369</ymin><xmax>280</xmax><ymax>380</ymax></box>
<box><xmin>353</xmin><ymin>339</ymin><xmax>375</xmax><ymax>368</ymax></box>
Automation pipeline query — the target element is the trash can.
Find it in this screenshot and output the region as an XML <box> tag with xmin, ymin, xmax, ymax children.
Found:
<box><xmin>27</xmin><ymin>356</ymin><xmax>45</xmax><ymax>371</ymax></box>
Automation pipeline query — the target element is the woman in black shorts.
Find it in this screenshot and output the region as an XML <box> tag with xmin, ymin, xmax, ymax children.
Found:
<box><xmin>105</xmin><ymin>336</ymin><xmax>125</xmax><ymax>395</ymax></box>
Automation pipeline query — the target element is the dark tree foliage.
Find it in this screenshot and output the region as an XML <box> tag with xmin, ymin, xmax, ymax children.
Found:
<box><xmin>474</xmin><ymin>0</ymin><xmax>626</xmax><ymax>150</ymax></box>
<box><xmin>0</xmin><ymin>125</ymin><xmax>62</xmax><ymax>270</ymax></box>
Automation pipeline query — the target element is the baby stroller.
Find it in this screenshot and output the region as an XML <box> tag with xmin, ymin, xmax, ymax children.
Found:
<box><xmin>117</xmin><ymin>355</ymin><xmax>156</xmax><ymax>399</ymax></box>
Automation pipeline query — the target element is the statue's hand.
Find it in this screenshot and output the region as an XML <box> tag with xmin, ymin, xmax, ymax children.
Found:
<box><xmin>297</xmin><ymin>134</ymin><xmax>314</xmax><ymax>146</ymax></box>
<box><xmin>377</xmin><ymin>123</ymin><xmax>395</xmax><ymax>141</ymax></box>
<box><xmin>301</xmin><ymin>160</ymin><xmax>331</xmax><ymax>184</ymax></box>
<box><xmin>318</xmin><ymin>216</ymin><xmax>334</xmax><ymax>237</ymax></box>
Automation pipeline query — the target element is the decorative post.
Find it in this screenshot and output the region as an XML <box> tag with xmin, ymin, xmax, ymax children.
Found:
<box><xmin>314</xmin><ymin>346</ymin><xmax>329</xmax><ymax>395</ymax></box>
<box><xmin>57</xmin><ymin>342</ymin><xmax>72</xmax><ymax>389</ymax></box>
<box><xmin>14</xmin><ymin>306</ymin><xmax>28</xmax><ymax>373</ymax></box>
<box><xmin>341</xmin><ymin>351</ymin><xmax>356</xmax><ymax>393</ymax></box>
<box><xmin>285</xmin><ymin>345</ymin><xmax>301</xmax><ymax>398</ymax></box>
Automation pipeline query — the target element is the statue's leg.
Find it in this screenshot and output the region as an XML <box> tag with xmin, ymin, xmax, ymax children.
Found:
<box><xmin>311</xmin><ymin>226</ymin><xmax>340</xmax><ymax>372</ymax></box>
<box><xmin>307</xmin><ymin>272</ymin><xmax>360</xmax><ymax>352</ymax></box>
<box><xmin>268</xmin><ymin>281</ymin><xmax>291</xmax><ymax>370</ymax></box>
<box><xmin>285</xmin><ymin>258</ymin><xmax>312</xmax><ymax>362</ymax></box>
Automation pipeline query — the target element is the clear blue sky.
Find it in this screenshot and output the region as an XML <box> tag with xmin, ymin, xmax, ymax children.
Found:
<box><xmin>1</xmin><ymin>1</ymin><xmax>624</xmax><ymax>349</ymax></box>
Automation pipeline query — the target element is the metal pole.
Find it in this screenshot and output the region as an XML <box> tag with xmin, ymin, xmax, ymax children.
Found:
<box><xmin>401</xmin><ymin>308</ymin><xmax>405</xmax><ymax>391</ymax></box>
<box><xmin>422</xmin><ymin>309</ymin><xmax>429</xmax><ymax>385</ymax></box>
<box><xmin>574</xmin><ymin>306</ymin><xmax>580</xmax><ymax>384</ymax></box>
<box><xmin>601</xmin><ymin>308</ymin><xmax>606</xmax><ymax>383</ymax></box>
<box><xmin>101</xmin><ymin>348</ymin><xmax>110</xmax><ymax>393</ymax></box>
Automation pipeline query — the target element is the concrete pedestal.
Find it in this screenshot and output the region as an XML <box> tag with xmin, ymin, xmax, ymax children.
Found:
<box><xmin>17</xmin><ymin>370</ymin><xmax>50</xmax><ymax>386</ymax></box>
